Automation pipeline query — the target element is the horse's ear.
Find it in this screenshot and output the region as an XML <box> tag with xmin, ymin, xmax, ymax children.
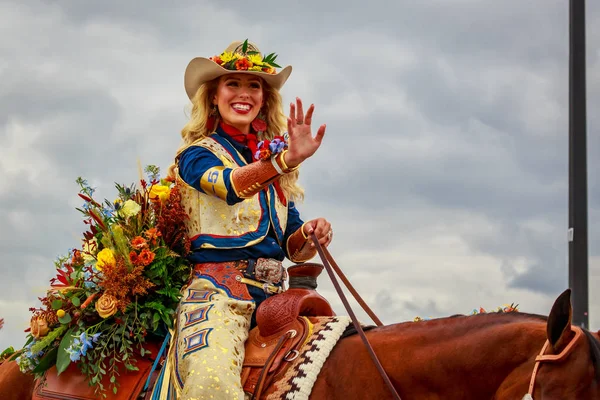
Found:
<box><xmin>546</xmin><ymin>289</ymin><xmax>573</xmax><ymax>352</ymax></box>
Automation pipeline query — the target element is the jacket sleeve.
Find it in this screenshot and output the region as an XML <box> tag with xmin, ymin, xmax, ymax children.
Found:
<box><xmin>178</xmin><ymin>145</ymin><xmax>298</xmax><ymax>205</ymax></box>
<box><xmin>178</xmin><ymin>145</ymin><xmax>243</xmax><ymax>205</ymax></box>
<box><xmin>282</xmin><ymin>202</ymin><xmax>317</xmax><ymax>263</ymax></box>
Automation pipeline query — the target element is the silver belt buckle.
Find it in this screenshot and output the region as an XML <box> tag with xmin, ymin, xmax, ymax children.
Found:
<box><xmin>254</xmin><ymin>258</ymin><xmax>284</xmax><ymax>284</ymax></box>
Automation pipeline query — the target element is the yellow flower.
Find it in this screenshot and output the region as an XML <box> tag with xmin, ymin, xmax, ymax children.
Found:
<box><xmin>149</xmin><ymin>184</ymin><xmax>171</xmax><ymax>203</ymax></box>
<box><xmin>247</xmin><ymin>54</ymin><xmax>263</xmax><ymax>66</ymax></box>
<box><xmin>118</xmin><ymin>199</ymin><xmax>141</xmax><ymax>218</ymax></box>
<box><xmin>220</xmin><ymin>51</ymin><xmax>234</xmax><ymax>63</ymax></box>
<box><xmin>96</xmin><ymin>248</ymin><xmax>115</xmax><ymax>271</ymax></box>
<box><xmin>249</xmin><ymin>66</ymin><xmax>263</xmax><ymax>72</ymax></box>
<box><xmin>56</xmin><ymin>309</ymin><xmax>65</xmax><ymax>318</ymax></box>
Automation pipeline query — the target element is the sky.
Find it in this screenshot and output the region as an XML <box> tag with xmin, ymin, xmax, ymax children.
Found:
<box><xmin>0</xmin><ymin>0</ymin><xmax>599</xmax><ymax>353</ymax></box>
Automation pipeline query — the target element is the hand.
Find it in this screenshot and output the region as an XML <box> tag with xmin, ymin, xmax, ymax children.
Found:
<box><xmin>303</xmin><ymin>218</ymin><xmax>333</xmax><ymax>248</ymax></box>
<box><xmin>284</xmin><ymin>97</ymin><xmax>327</xmax><ymax>168</ymax></box>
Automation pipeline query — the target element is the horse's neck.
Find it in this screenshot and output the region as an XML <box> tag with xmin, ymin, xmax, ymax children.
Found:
<box><xmin>385</xmin><ymin>316</ymin><xmax>546</xmax><ymax>396</ymax></box>
<box><xmin>318</xmin><ymin>315</ymin><xmax>547</xmax><ymax>399</ymax></box>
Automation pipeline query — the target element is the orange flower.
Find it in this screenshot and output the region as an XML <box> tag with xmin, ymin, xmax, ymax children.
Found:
<box><xmin>144</xmin><ymin>228</ymin><xmax>161</xmax><ymax>246</ymax></box>
<box><xmin>30</xmin><ymin>316</ymin><xmax>50</xmax><ymax>338</ymax></box>
<box><xmin>131</xmin><ymin>236</ymin><xmax>147</xmax><ymax>250</ymax></box>
<box><xmin>71</xmin><ymin>249</ymin><xmax>84</xmax><ymax>266</ymax></box>
<box><xmin>129</xmin><ymin>250</ymin><xmax>138</xmax><ymax>265</ymax></box>
<box><xmin>95</xmin><ymin>293</ymin><xmax>118</xmax><ymax>318</ymax></box>
<box><xmin>235</xmin><ymin>58</ymin><xmax>251</xmax><ymax>70</ymax></box>
<box><xmin>136</xmin><ymin>249</ymin><xmax>155</xmax><ymax>267</ymax></box>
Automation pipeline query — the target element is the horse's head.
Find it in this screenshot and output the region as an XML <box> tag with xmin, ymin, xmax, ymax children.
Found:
<box><xmin>526</xmin><ymin>289</ymin><xmax>600</xmax><ymax>399</ymax></box>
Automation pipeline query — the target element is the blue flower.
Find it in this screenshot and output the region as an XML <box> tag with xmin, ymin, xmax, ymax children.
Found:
<box><xmin>66</xmin><ymin>338</ymin><xmax>82</xmax><ymax>362</ymax></box>
<box><xmin>269</xmin><ymin>138</ymin><xmax>286</xmax><ymax>154</ymax></box>
<box><xmin>92</xmin><ymin>333</ymin><xmax>102</xmax><ymax>343</ymax></box>
<box><xmin>69</xmin><ymin>350</ymin><xmax>81</xmax><ymax>362</ymax></box>
<box><xmin>79</xmin><ymin>332</ymin><xmax>94</xmax><ymax>356</ymax></box>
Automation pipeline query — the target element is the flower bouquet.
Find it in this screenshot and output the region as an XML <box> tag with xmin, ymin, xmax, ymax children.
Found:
<box><xmin>6</xmin><ymin>165</ymin><xmax>191</xmax><ymax>396</ymax></box>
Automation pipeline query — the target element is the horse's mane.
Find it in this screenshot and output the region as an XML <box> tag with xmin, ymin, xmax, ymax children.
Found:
<box><xmin>583</xmin><ymin>329</ymin><xmax>600</xmax><ymax>379</ymax></box>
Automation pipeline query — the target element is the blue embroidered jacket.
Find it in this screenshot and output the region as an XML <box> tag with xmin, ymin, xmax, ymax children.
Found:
<box><xmin>177</xmin><ymin>125</ymin><xmax>305</xmax><ymax>264</ymax></box>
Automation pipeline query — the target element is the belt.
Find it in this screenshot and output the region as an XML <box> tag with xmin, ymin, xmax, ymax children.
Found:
<box><xmin>195</xmin><ymin>258</ymin><xmax>286</xmax><ymax>294</ymax></box>
<box><xmin>235</xmin><ymin>276</ymin><xmax>282</xmax><ymax>294</ymax></box>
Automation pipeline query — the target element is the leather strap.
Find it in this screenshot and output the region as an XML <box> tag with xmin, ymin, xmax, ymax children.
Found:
<box><xmin>310</xmin><ymin>232</ymin><xmax>401</xmax><ymax>400</ymax></box>
<box><xmin>318</xmin><ymin>245</ymin><xmax>383</xmax><ymax>327</ymax></box>
<box><xmin>251</xmin><ymin>330</ymin><xmax>296</xmax><ymax>400</ymax></box>
<box><xmin>526</xmin><ymin>327</ymin><xmax>583</xmax><ymax>396</ymax></box>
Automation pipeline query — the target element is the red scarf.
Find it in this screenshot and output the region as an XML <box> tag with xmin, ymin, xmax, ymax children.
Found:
<box><xmin>219</xmin><ymin>122</ymin><xmax>287</xmax><ymax>206</ymax></box>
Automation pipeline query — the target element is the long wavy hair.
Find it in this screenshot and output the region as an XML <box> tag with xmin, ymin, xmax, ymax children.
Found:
<box><xmin>168</xmin><ymin>76</ymin><xmax>304</xmax><ymax>202</ymax></box>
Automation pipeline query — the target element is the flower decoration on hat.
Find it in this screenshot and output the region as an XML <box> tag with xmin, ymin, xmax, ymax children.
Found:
<box><xmin>209</xmin><ymin>39</ymin><xmax>281</xmax><ymax>75</ymax></box>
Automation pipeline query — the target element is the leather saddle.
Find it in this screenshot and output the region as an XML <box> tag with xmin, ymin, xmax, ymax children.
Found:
<box><xmin>32</xmin><ymin>263</ymin><xmax>333</xmax><ymax>400</ymax></box>
<box><xmin>241</xmin><ymin>263</ymin><xmax>335</xmax><ymax>399</ymax></box>
<box><xmin>32</xmin><ymin>340</ymin><xmax>162</xmax><ymax>400</ymax></box>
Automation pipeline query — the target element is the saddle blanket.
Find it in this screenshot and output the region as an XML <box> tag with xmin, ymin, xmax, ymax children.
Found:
<box><xmin>265</xmin><ymin>315</ymin><xmax>352</xmax><ymax>400</ymax></box>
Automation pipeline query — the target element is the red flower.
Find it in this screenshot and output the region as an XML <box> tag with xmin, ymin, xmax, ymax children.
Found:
<box><xmin>235</xmin><ymin>58</ymin><xmax>251</xmax><ymax>71</ymax></box>
<box><xmin>211</xmin><ymin>55</ymin><xmax>222</xmax><ymax>64</ymax></box>
<box><xmin>257</xmin><ymin>148</ymin><xmax>272</xmax><ymax>161</ymax></box>
<box><xmin>136</xmin><ymin>249</ymin><xmax>155</xmax><ymax>267</ymax></box>
<box><xmin>129</xmin><ymin>250</ymin><xmax>138</xmax><ymax>265</ymax></box>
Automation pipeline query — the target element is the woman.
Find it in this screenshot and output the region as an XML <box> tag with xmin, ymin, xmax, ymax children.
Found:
<box><xmin>161</xmin><ymin>40</ymin><xmax>333</xmax><ymax>400</ymax></box>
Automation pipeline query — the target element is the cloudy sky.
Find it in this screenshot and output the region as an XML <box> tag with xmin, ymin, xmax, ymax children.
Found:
<box><xmin>1</xmin><ymin>0</ymin><xmax>599</xmax><ymax>353</ymax></box>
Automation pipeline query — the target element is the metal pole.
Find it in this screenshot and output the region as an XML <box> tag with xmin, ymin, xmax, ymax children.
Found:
<box><xmin>568</xmin><ymin>0</ymin><xmax>589</xmax><ymax>329</ymax></box>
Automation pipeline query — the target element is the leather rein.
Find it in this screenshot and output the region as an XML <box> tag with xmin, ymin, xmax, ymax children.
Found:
<box><xmin>310</xmin><ymin>232</ymin><xmax>402</xmax><ymax>400</ymax></box>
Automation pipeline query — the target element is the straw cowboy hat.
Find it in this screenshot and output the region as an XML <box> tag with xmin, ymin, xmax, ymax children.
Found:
<box><xmin>184</xmin><ymin>39</ymin><xmax>293</xmax><ymax>100</ymax></box>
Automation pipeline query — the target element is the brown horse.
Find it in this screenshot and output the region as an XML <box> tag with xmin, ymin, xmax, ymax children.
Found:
<box><xmin>1</xmin><ymin>288</ymin><xmax>598</xmax><ymax>399</ymax></box>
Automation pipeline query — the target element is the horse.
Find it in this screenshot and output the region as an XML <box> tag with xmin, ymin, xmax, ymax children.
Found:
<box><xmin>1</xmin><ymin>288</ymin><xmax>598</xmax><ymax>399</ymax></box>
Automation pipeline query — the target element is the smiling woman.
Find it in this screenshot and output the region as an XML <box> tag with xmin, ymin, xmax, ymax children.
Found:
<box><xmin>158</xmin><ymin>39</ymin><xmax>334</xmax><ymax>399</ymax></box>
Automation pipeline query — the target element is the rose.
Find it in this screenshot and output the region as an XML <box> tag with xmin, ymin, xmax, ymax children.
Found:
<box><xmin>30</xmin><ymin>316</ymin><xmax>50</xmax><ymax>338</ymax></box>
<box><xmin>95</xmin><ymin>293</ymin><xmax>118</xmax><ymax>319</ymax></box>
<box><xmin>118</xmin><ymin>200</ymin><xmax>141</xmax><ymax>218</ymax></box>
<box><xmin>149</xmin><ymin>184</ymin><xmax>171</xmax><ymax>204</ymax></box>
<box><xmin>96</xmin><ymin>248</ymin><xmax>115</xmax><ymax>271</ymax></box>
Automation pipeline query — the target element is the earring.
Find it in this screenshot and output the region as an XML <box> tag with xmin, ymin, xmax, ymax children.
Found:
<box><xmin>251</xmin><ymin>110</ymin><xmax>267</xmax><ymax>135</ymax></box>
<box><xmin>207</xmin><ymin>105</ymin><xmax>219</xmax><ymax>131</ymax></box>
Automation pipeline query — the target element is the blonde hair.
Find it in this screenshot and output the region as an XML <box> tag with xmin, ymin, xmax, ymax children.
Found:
<box><xmin>168</xmin><ymin>76</ymin><xmax>304</xmax><ymax>202</ymax></box>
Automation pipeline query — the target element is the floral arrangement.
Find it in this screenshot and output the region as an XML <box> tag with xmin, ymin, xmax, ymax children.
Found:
<box><xmin>254</xmin><ymin>136</ymin><xmax>287</xmax><ymax>161</ymax></box>
<box><xmin>413</xmin><ymin>303</ymin><xmax>519</xmax><ymax>322</ymax></box>
<box><xmin>6</xmin><ymin>166</ymin><xmax>191</xmax><ymax>396</ymax></box>
<box><xmin>210</xmin><ymin>39</ymin><xmax>281</xmax><ymax>74</ymax></box>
